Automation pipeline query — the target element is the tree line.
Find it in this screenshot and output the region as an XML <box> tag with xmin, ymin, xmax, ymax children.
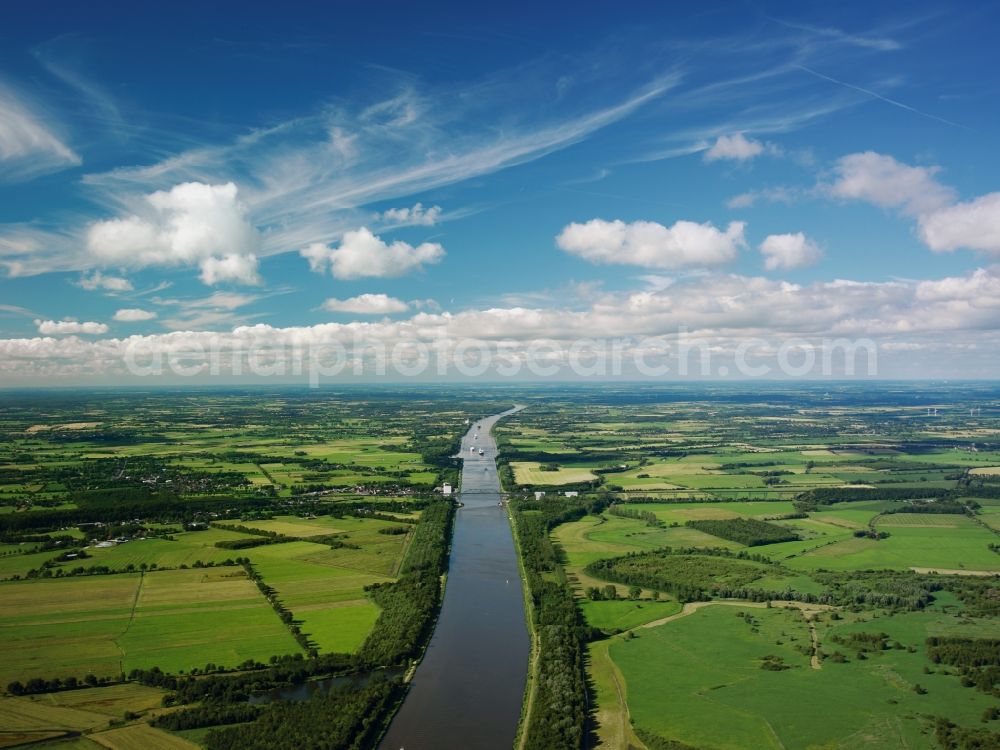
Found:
<box><xmin>510</xmin><ymin>492</ymin><xmax>612</xmax><ymax>749</ymax></box>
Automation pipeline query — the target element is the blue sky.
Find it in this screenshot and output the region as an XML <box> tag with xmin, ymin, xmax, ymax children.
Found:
<box><xmin>1</xmin><ymin>0</ymin><xmax>999</xmax><ymax>382</ymax></box>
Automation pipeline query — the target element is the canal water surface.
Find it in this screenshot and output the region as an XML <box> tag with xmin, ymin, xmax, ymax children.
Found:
<box><xmin>379</xmin><ymin>407</ymin><xmax>529</xmax><ymax>750</ymax></box>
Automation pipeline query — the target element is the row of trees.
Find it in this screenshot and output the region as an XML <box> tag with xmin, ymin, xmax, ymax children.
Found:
<box><xmin>511</xmin><ymin>493</ymin><xmax>612</xmax><ymax>749</ymax></box>
<box><xmin>357</xmin><ymin>499</ymin><xmax>454</xmax><ymax>666</ymax></box>
<box><xmin>243</xmin><ymin>560</ymin><xmax>314</xmax><ymax>655</ymax></box>
<box><xmin>608</xmin><ymin>504</ymin><xmax>661</xmax><ymax>527</ymax></box>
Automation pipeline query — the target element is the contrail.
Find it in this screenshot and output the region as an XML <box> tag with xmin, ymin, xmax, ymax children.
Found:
<box><xmin>796</xmin><ymin>65</ymin><xmax>968</xmax><ymax>130</ymax></box>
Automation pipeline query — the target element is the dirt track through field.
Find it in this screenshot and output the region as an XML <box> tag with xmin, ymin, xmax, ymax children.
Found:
<box><xmin>640</xmin><ymin>599</ymin><xmax>829</xmax><ymax>669</ymax></box>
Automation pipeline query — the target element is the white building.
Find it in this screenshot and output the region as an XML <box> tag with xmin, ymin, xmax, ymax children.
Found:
<box><xmin>442</xmin><ymin>483</ymin><xmax>453</xmax><ymax>496</ymax></box>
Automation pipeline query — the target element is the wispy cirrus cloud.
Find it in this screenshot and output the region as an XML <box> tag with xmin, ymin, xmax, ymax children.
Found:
<box><xmin>32</xmin><ymin>35</ymin><xmax>126</xmax><ymax>134</ymax></box>
<box><xmin>0</xmin><ymin>82</ymin><xmax>81</xmax><ymax>182</ymax></box>
<box><xmin>0</xmin><ymin>67</ymin><xmax>675</xmax><ymax>279</ymax></box>
<box><xmin>764</xmin><ymin>17</ymin><xmax>903</xmax><ymax>52</ymax></box>
<box><xmin>85</xmin><ymin>74</ymin><xmax>676</xmax><ymax>252</ymax></box>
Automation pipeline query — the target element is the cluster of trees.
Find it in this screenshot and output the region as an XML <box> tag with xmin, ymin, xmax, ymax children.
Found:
<box><xmin>148</xmin><ymin>654</ymin><xmax>356</xmax><ymax>704</ymax></box>
<box><xmin>586</xmin><ymin>549</ymin><xmax>772</xmax><ymax>603</ymax></box>
<box><xmin>686</xmin><ymin>518</ymin><xmax>799</xmax><ymax>546</ymax></box>
<box><xmin>813</xmin><ymin>569</ymin><xmax>942</xmax><ymax>610</ymax></box>
<box><xmin>153</xmin><ymin>702</ymin><xmax>262</xmax><ymax>731</ymax></box>
<box><xmin>0</xmin><ymin>492</ymin><xmax>272</xmax><ymax>533</ymax></box>
<box><xmin>829</xmin><ymin>631</ymin><xmax>892</xmax><ymax>653</ymax></box>
<box><xmin>203</xmin><ymin>679</ymin><xmax>403</xmax><ymax>750</ymax></box>
<box><xmin>853</xmin><ymin>529</ymin><xmax>891</xmax><ymax>540</ymax></box>
<box><xmin>215</xmin><ymin>535</ymin><xmax>296</xmax><ymax>549</ymax></box>
<box><xmin>608</xmin><ymin>504</ymin><xmax>662</xmax><ymax>527</ymax></box>
<box><xmin>412</xmin><ymin>429</ymin><xmax>463</xmax><ymax>488</ymax></box>
<box><xmin>963</xmin><ymin>484</ymin><xmax>1000</xmax><ymax>500</ymax></box>
<box><xmin>356</xmin><ymin>500</ymin><xmax>453</xmax><ymax>666</ymax></box>
<box><xmin>793</xmin><ymin>486</ymin><xmax>948</xmax><ymax>512</ymax></box>
<box><xmin>511</xmin><ymin>493</ymin><xmax>612</xmax><ymax>750</ymax></box>
<box><xmin>933</xmin><ymin>717</ymin><xmax>1000</xmax><ymax>750</ymax></box>
<box><xmin>0</xmin><ymin>532</ymin><xmax>79</xmax><ymax>555</ymax></box>
<box><xmin>585</xmin><ymin>547</ymin><xmax>948</xmax><ymax>611</ymax></box>
<box><xmin>927</xmin><ymin>636</ymin><xmax>1000</xmax><ymax>696</ymax></box>
<box><xmin>879</xmin><ymin>497</ymin><xmax>978</xmax><ymax>515</ymax></box>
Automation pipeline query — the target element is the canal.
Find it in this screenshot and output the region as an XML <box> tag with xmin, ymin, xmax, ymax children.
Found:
<box><xmin>379</xmin><ymin>407</ymin><xmax>529</xmax><ymax>750</ymax></box>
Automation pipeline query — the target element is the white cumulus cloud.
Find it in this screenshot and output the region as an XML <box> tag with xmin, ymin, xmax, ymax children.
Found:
<box><xmin>918</xmin><ymin>193</ymin><xmax>1000</xmax><ymax>255</ymax></box>
<box><xmin>301</xmin><ymin>227</ymin><xmax>445</xmax><ymax>280</ymax></box>
<box><xmin>915</xmin><ymin>268</ymin><xmax>1000</xmax><ymax>306</ymax></box>
<box><xmin>86</xmin><ymin>182</ymin><xmax>262</xmax><ymax>285</ymax></box>
<box><xmin>760</xmin><ymin>232</ymin><xmax>822</xmax><ymax>270</ymax></box>
<box><xmin>556</xmin><ymin>218</ymin><xmax>746</xmax><ymax>269</ymax></box>
<box><xmin>322</xmin><ymin>294</ymin><xmax>410</xmax><ymax>314</ymax></box>
<box><xmin>198</xmin><ymin>254</ymin><xmax>262</xmax><ymax>286</ymax></box>
<box><xmin>380</xmin><ymin>203</ymin><xmax>441</xmax><ymax>226</ymax></box>
<box><xmin>825</xmin><ymin>152</ymin><xmax>1000</xmax><ymax>257</ymax></box>
<box><xmin>113</xmin><ymin>308</ymin><xmax>157</xmax><ymax>322</ymax></box>
<box><xmin>825</xmin><ymin>151</ymin><xmax>955</xmax><ymax>216</ymax></box>
<box><xmin>703</xmin><ymin>133</ymin><xmax>766</xmax><ymax>162</ymax></box>
<box><xmin>35</xmin><ymin>319</ymin><xmax>108</xmax><ymax>335</ymax></box>
<box><xmin>4</xmin><ymin>267</ymin><xmax>1000</xmax><ymax>380</ymax></box>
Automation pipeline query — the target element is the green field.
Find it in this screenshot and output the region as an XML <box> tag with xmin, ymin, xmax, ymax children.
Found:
<box><xmin>0</xmin><ymin>568</ymin><xmax>304</xmax><ymax>685</ymax></box>
<box><xmin>612</xmin><ymin>604</ymin><xmax>998</xmax><ymax>750</ymax></box>
<box><xmin>511</xmin><ymin>462</ymin><xmax>597</xmax><ymax>485</ymax></box>
<box><xmin>499</xmin><ymin>387</ymin><xmax>1000</xmax><ymax>750</ymax></box>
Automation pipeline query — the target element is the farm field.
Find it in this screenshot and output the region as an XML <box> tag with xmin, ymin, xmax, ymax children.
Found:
<box><xmin>611</xmin><ymin>604</ymin><xmax>998</xmax><ymax>750</ymax></box>
<box><xmin>503</xmin><ymin>383</ymin><xmax>1000</xmax><ymax>750</ymax></box>
<box><xmin>4</xmin><ymin>384</ymin><xmax>1000</xmax><ymax>749</ymax></box>
<box><xmin>244</xmin><ymin>539</ymin><xmax>397</xmax><ymax>654</ymax></box>
<box><xmin>0</xmin><ymin>684</ymin><xmax>170</xmax><ymax>748</ymax></box>
<box><xmin>0</xmin><ymin>567</ymin><xmax>303</xmax><ymax>685</ymax></box>
<box><xmin>510</xmin><ymin>462</ymin><xmax>597</xmax><ymax>485</ymax></box>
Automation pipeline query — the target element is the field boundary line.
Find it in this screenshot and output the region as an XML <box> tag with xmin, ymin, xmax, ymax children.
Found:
<box><xmin>390</xmin><ymin>525</ymin><xmax>417</xmax><ymax>578</ymax></box>
<box><xmin>113</xmin><ymin>571</ymin><xmax>145</xmax><ymax>674</ymax></box>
